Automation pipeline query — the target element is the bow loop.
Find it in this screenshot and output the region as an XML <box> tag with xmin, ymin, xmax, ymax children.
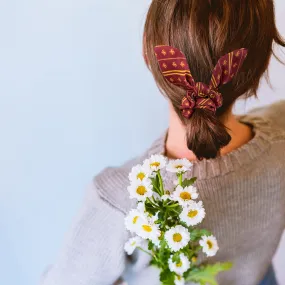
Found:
<box><xmin>210</xmin><ymin>48</ymin><xmax>248</xmax><ymax>89</ymax></box>
<box><xmin>154</xmin><ymin>46</ymin><xmax>195</xmax><ymax>89</ymax></box>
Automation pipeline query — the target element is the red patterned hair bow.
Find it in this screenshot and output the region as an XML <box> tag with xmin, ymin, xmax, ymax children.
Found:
<box><xmin>154</xmin><ymin>46</ymin><xmax>248</xmax><ymax>118</ymax></box>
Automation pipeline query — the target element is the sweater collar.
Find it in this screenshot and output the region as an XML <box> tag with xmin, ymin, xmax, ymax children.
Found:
<box><xmin>146</xmin><ymin>114</ymin><xmax>284</xmax><ymax>180</ymax></box>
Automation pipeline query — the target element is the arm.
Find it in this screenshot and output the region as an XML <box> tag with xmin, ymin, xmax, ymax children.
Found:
<box><xmin>41</xmin><ymin>182</ymin><xmax>128</xmax><ymax>285</ymax></box>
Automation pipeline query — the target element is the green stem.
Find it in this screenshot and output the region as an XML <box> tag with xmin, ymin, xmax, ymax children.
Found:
<box><xmin>170</xmin><ymin>209</ymin><xmax>180</xmax><ymax>215</ymax></box>
<box><xmin>146</xmin><ymin>197</ymin><xmax>158</xmax><ymax>208</ymax></box>
<box><xmin>152</xmin><ymin>252</ymin><xmax>159</xmax><ymax>262</ymax></box>
<box><xmin>152</xmin><ymin>252</ymin><xmax>165</xmax><ymax>269</ymax></box>
<box><xmin>152</xmin><ymin>184</ymin><xmax>161</xmax><ymax>195</ymax></box>
<box><xmin>166</xmin><ymin>203</ymin><xmax>180</xmax><ymax>208</ymax></box>
<box><xmin>178</xmin><ymin>172</ymin><xmax>183</xmax><ymax>186</ymax></box>
<box><xmin>151</xmin><ymin>196</ymin><xmax>157</xmax><ymax>204</ymax></box>
<box><xmin>137</xmin><ymin>247</ymin><xmax>153</xmax><ymax>257</ymax></box>
<box><xmin>157</xmin><ymin>171</ymin><xmax>164</xmax><ymax>196</ymax></box>
<box><xmin>161</xmin><ymin>209</ymin><xmax>168</xmax><ymax>230</ymax></box>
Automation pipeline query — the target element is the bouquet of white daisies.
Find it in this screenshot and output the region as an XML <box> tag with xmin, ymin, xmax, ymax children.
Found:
<box><xmin>124</xmin><ymin>154</ymin><xmax>232</xmax><ymax>285</ymax></box>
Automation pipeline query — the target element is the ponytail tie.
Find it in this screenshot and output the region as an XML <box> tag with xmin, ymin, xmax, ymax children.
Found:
<box><xmin>154</xmin><ymin>46</ymin><xmax>248</xmax><ymax>118</ymax></box>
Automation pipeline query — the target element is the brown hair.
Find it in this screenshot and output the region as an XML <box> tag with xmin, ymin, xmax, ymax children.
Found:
<box><xmin>144</xmin><ymin>0</ymin><xmax>285</xmax><ymax>160</ymax></box>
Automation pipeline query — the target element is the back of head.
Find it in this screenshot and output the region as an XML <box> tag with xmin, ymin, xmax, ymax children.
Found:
<box><xmin>144</xmin><ymin>0</ymin><xmax>285</xmax><ymax>160</ymax></box>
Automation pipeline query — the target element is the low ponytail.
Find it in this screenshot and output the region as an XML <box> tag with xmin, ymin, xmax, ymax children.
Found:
<box><xmin>185</xmin><ymin>109</ymin><xmax>231</xmax><ymax>160</ymax></box>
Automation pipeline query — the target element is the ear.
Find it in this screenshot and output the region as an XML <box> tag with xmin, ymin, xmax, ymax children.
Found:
<box><xmin>210</xmin><ymin>48</ymin><xmax>248</xmax><ymax>89</ymax></box>
<box><xmin>154</xmin><ymin>45</ymin><xmax>195</xmax><ymax>87</ymax></box>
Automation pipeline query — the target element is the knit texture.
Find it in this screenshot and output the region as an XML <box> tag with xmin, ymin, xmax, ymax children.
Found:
<box><xmin>41</xmin><ymin>101</ymin><xmax>285</xmax><ymax>285</ymax></box>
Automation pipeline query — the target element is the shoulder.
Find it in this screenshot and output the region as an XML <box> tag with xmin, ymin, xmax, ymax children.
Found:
<box><xmin>92</xmin><ymin>153</ymin><xmax>148</xmax><ymax>214</ymax></box>
<box><xmin>92</xmin><ymin>135</ymin><xmax>165</xmax><ymax>214</ymax></box>
<box><xmin>247</xmin><ymin>100</ymin><xmax>285</xmax><ymax>132</ymax></box>
<box><xmin>241</xmin><ymin>100</ymin><xmax>285</xmax><ymax>146</ymax></box>
<box><xmin>92</xmin><ymin>161</ymin><xmax>136</xmax><ymax>215</ymax></box>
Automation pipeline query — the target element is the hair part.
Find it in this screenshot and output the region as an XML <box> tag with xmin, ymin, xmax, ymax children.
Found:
<box><xmin>144</xmin><ymin>0</ymin><xmax>285</xmax><ymax>160</ymax></box>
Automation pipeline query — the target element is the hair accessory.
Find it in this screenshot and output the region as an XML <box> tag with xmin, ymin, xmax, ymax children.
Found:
<box><xmin>154</xmin><ymin>46</ymin><xmax>248</xmax><ymax>118</ymax></box>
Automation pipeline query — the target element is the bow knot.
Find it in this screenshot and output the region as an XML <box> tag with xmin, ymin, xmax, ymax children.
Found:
<box><xmin>154</xmin><ymin>46</ymin><xmax>248</xmax><ymax>119</ymax></box>
<box><xmin>180</xmin><ymin>83</ymin><xmax>222</xmax><ymax>118</ymax></box>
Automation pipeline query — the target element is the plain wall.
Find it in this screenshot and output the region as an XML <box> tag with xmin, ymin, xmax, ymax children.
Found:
<box><xmin>0</xmin><ymin>1</ymin><xmax>284</xmax><ymax>285</ymax></box>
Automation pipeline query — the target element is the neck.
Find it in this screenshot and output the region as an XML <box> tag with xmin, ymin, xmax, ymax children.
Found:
<box><xmin>165</xmin><ymin>104</ymin><xmax>253</xmax><ymax>161</ymax></box>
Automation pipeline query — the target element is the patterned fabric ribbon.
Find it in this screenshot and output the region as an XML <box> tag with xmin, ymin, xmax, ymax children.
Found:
<box><xmin>154</xmin><ymin>46</ymin><xmax>248</xmax><ymax>118</ymax></box>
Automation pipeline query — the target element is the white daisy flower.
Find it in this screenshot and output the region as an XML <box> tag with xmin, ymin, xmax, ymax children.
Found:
<box><xmin>128</xmin><ymin>179</ymin><xmax>153</xmax><ymax>201</ymax></box>
<box><xmin>174</xmin><ymin>275</ymin><xmax>185</xmax><ymax>285</ymax></box>
<box><xmin>168</xmin><ymin>253</ymin><xmax>191</xmax><ymax>275</ymax></box>
<box><xmin>143</xmin><ymin>154</ymin><xmax>167</xmax><ymax>172</ymax></box>
<box><xmin>166</xmin><ymin>158</ymin><xmax>192</xmax><ymax>173</ymax></box>
<box><xmin>124</xmin><ymin>209</ymin><xmax>146</xmax><ymax>233</ymax></box>
<box><xmin>165</xmin><ymin>225</ymin><xmax>190</xmax><ymax>252</ymax></box>
<box><xmin>180</xmin><ymin>201</ymin><xmax>206</xmax><ymax>226</ymax></box>
<box><xmin>137</xmin><ymin>202</ymin><xmax>146</xmax><ymax>213</ymax></box>
<box><xmin>199</xmin><ymin>235</ymin><xmax>219</xmax><ymax>257</ymax></box>
<box><xmin>124</xmin><ymin>236</ymin><xmax>143</xmax><ymax>255</ymax></box>
<box><xmin>152</xmin><ymin>235</ymin><xmax>161</xmax><ymax>248</ymax></box>
<box><xmin>172</xmin><ymin>185</ymin><xmax>198</xmax><ymax>206</ymax></box>
<box><xmin>129</xmin><ymin>164</ymin><xmax>151</xmax><ymax>182</ymax></box>
<box><xmin>137</xmin><ymin>219</ymin><xmax>161</xmax><ymax>241</ymax></box>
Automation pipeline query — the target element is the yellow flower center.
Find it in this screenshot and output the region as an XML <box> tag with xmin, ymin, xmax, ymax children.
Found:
<box><xmin>173</xmin><ymin>233</ymin><xmax>182</xmax><ymax>242</ymax></box>
<box><xmin>176</xmin><ymin>261</ymin><xmax>183</xmax><ymax>267</ymax></box>
<box><xmin>142</xmin><ymin>225</ymin><xmax>152</xmax><ymax>232</ymax></box>
<box><xmin>166</xmin><ymin>190</ymin><xmax>170</xmax><ymax>195</ymax></box>
<box><xmin>131</xmin><ymin>241</ymin><xmax>136</xmax><ymax>246</ymax></box>
<box><xmin>175</xmin><ymin>164</ymin><xmax>183</xmax><ymax>169</ymax></box>
<box><xmin>150</xmin><ymin>162</ymin><xmax>160</xmax><ymax>168</ymax></box>
<box><xmin>137</xmin><ymin>172</ymin><xmax>145</xmax><ymax>180</ymax></box>
<box><xmin>177</xmin><ymin>276</ymin><xmax>181</xmax><ymax>281</ymax></box>
<box><xmin>132</xmin><ymin>216</ymin><xmax>139</xmax><ymax>224</ymax></box>
<box><xmin>191</xmin><ymin>256</ymin><xmax>197</xmax><ymax>263</ymax></box>
<box><xmin>207</xmin><ymin>240</ymin><xmax>213</xmax><ymax>249</ymax></box>
<box><xmin>180</xmin><ymin>192</ymin><xmax>191</xmax><ymax>200</ymax></box>
<box><xmin>136</xmin><ymin>186</ymin><xmax>147</xmax><ymax>196</ymax></box>
<box><xmin>188</xmin><ymin>210</ymin><xmax>198</xmax><ymax>218</ymax></box>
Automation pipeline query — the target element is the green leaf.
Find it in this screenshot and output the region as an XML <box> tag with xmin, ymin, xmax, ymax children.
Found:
<box><xmin>148</xmin><ymin>241</ymin><xmax>154</xmax><ymax>251</ymax></box>
<box><xmin>179</xmin><ymin>221</ymin><xmax>190</xmax><ymax>229</ymax></box>
<box><xmin>144</xmin><ymin>198</ymin><xmax>160</xmax><ymax>216</ymax></box>
<box><xmin>185</xmin><ymin>262</ymin><xmax>233</xmax><ymax>285</ymax></box>
<box><xmin>151</xmin><ymin>176</ymin><xmax>161</xmax><ymax>195</ymax></box>
<box><xmin>172</xmin><ymin>252</ymin><xmax>181</xmax><ymax>263</ymax></box>
<box><xmin>158</xmin><ymin>211</ymin><xmax>164</xmax><ymax>220</ymax></box>
<box><xmin>157</xmin><ymin>171</ymin><xmax>165</xmax><ymax>194</ymax></box>
<box><xmin>180</xmin><ymin>247</ymin><xmax>195</xmax><ymax>259</ymax></box>
<box><xmin>160</xmin><ymin>269</ymin><xmax>175</xmax><ymax>285</ymax></box>
<box><xmin>182</xmin><ymin>177</ymin><xmax>197</xmax><ymax>188</ymax></box>
<box><xmin>190</xmin><ymin>229</ymin><xmax>212</xmax><ymax>241</ymax></box>
<box><xmin>158</xmin><ymin>239</ymin><xmax>170</xmax><ymax>264</ymax></box>
<box><xmin>145</xmin><ymin>201</ymin><xmax>156</xmax><ymax>216</ymax></box>
<box><xmin>149</xmin><ymin>259</ymin><xmax>160</xmax><ymax>267</ymax></box>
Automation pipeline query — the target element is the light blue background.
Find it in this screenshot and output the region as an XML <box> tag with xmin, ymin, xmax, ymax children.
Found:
<box><xmin>0</xmin><ymin>1</ymin><xmax>284</xmax><ymax>285</ymax></box>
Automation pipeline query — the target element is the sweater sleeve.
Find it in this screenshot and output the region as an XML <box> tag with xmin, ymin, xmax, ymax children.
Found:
<box><xmin>41</xmin><ymin>181</ymin><xmax>128</xmax><ymax>285</ymax></box>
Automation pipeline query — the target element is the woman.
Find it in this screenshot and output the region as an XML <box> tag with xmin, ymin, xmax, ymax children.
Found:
<box><xmin>41</xmin><ymin>1</ymin><xmax>285</xmax><ymax>285</ymax></box>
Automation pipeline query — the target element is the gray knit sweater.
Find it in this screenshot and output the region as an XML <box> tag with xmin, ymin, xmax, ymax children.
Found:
<box><xmin>41</xmin><ymin>101</ymin><xmax>285</xmax><ymax>285</ymax></box>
